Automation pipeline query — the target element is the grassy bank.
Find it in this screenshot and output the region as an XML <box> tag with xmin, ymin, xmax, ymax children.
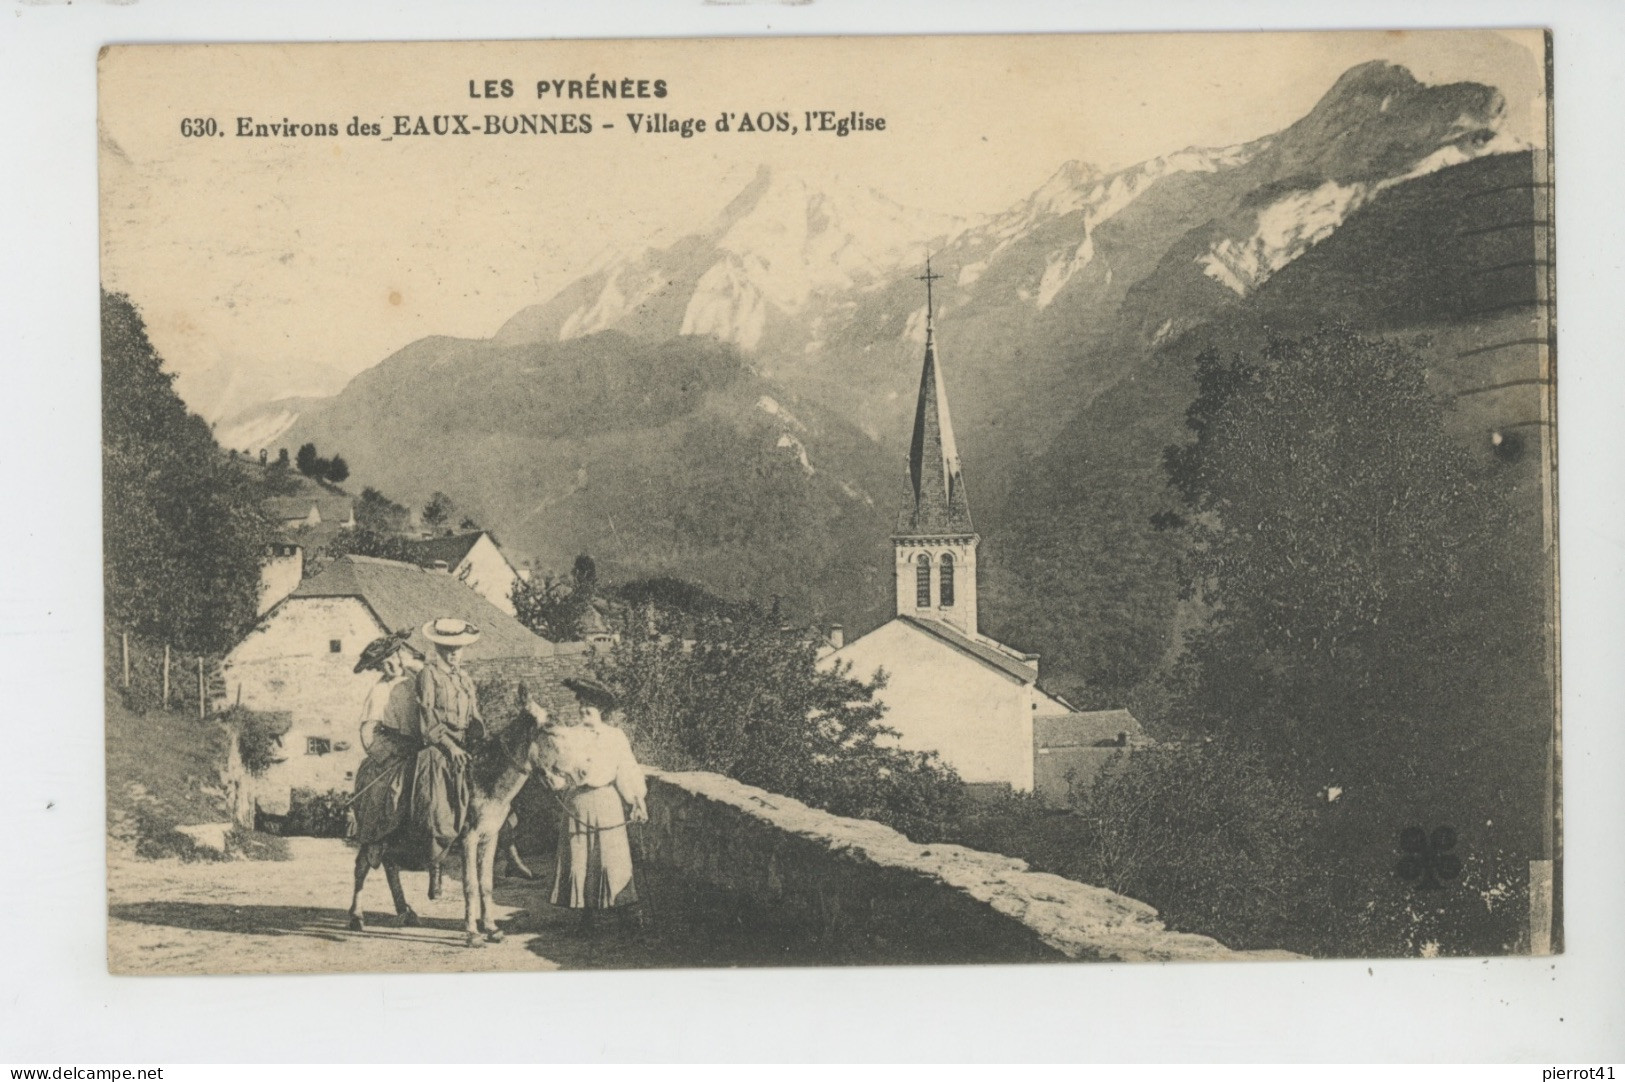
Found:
<box><xmin>105</xmin><ymin>686</ymin><xmax>288</xmax><ymax>862</ymax></box>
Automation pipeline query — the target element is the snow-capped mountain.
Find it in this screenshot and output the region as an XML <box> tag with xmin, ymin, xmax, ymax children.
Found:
<box><xmin>492</xmin><ymin>165</ymin><xmax>971</xmax><ymax>353</ymax></box>
<box><xmin>224</xmin><ymin>61</ymin><xmax>1510</xmax><ymax>459</ymax></box>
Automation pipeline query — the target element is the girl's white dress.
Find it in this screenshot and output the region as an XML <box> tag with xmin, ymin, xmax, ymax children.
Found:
<box><xmin>542</xmin><ymin>722</ymin><xmax>648</xmax><ymax>908</ymax></box>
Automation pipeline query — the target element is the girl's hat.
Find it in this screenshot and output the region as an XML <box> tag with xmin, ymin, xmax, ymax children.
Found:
<box><xmin>563</xmin><ymin>676</ymin><xmax>618</xmax><ymax>712</ymax></box>
<box><xmin>422</xmin><ymin>617</ymin><xmax>482</xmax><ymax>647</ymax></box>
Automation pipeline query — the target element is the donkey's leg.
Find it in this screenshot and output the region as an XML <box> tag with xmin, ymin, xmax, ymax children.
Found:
<box><xmin>478</xmin><ymin>829</ymin><xmax>504</xmax><ymax>941</ymax></box>
<box><xmin>384</xmin><ymin>861</ymin><xmax>419</xmax><ymax>927</ymax></box>
<box><xmin>461</xmin><ymin>833</ymin><xmax>483</xmax><ymax>947</ymax></box>
<box><xmin>348</xmin><ymin>847</ymin><xmax>371</xmax><ymax>931</ymax></box>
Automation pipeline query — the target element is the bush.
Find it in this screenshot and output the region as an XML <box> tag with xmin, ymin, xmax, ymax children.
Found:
<box><xmin>284</xmin><ymin>789</ymin><xmax>353</xmax><ymax>838</ymax></box>
<box><xmin>1067</xmin><ymin>740</ymin><xmax>1314</xmax><ymax>951</ymax></box>
<box><xmin>222</xmin><ymin>706</ymin><xmax>290</xmax><ymax>777</ymax></box>
<box><xmin>598</xmin><ymin>602</ymin><xmax>966</xmax><ymax>842</ymax></box>
<box><xmin>932</xmin><ymin>741</ymin><xmax>1320</xmax><ymax>953</ymax></box>
<box><xmin>941</xmin><ymin>738</ymin><xmax>1533</xmax><ymax>958</ymax></box>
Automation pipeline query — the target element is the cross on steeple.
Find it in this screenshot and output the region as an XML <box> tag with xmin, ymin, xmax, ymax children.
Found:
<box><xmin>916</xmin><ymin>257</ymin><xmax>943</xmax><ymax>345</ymax></box>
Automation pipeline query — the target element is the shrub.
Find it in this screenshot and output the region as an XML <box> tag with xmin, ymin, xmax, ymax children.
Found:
<box><xmin>223</xmin><ymin>706</ymin><xmax>290</xmax><ymax>777</ymax></box>
<box><xmin>284</xmin><ymin>788</ymin><xmax>353</xmax><ymax>838</ymax></box>
<box><xmin>1067</xmin><ymin>740</ymin><xmax>1315</xmax><ymax>951</ymax></box>
<box><xmin>598</xmin><ymin>603</ymin><xmax>966</xmax><ymax>842</ymax></box>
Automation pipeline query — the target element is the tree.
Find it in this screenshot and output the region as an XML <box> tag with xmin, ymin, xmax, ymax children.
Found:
<box><xmin>511</xmin><ymin>571</ymin><xmax>591</xmax><ymax>643</ymax></box>
<box><xmin>1161</xmin><ymin>329</ymin><xmax>1544</xmax><ymax>787</ymax></box>
<box><xmin>325</xmin><ymin>455</ymin><xmax>350</xmax><ymax>483</ymax></box>
<box><xmin>295</xmin><ymin>443</ymin><xmax>321</xmax><ymax>477</ymax></box>
<box><xmin>276</xmin><ymin>448</ymin><xmax>290</xmax><ymax>467</ymax></box>
<box><xmin>571</xmin><ymin>553</ymin><xmax>598</xmax><ymax>590</ymax></box>
<box><xmin>356</xmin><ymin>486</ymin><xmax>411</xmax><ymax>534</ymax></box>
<box><xmin>102</xmin><ymin>291</ymin><xmax>276</xmax><ymax>654</ymax></box>
<box><xmin>322</xmin><ymin>527</ymin><xmax>416</xmax><ymax>566</ymax></box>
<box><xmin>421</xmin><ymin>491</ymin><xmax>455</xmax><ymax>530</ymax></box>
<box><xmin>1156</xmin><ymin>327</ymin><xmax>1548</xmax><ymax>954</ymax></box>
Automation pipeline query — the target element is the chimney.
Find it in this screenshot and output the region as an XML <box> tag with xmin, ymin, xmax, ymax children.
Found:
<box><xmin>829</xmin><ymin>624</ymin><xmax>844</xmax><ymax>649</ymax></box>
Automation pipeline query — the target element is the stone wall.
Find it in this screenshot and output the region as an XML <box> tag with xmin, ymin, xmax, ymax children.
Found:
<box><xmin>637</xmin><ymin>769</ymin><xmax>1298</xmax><ymax>965</ymax></box>
<box><xmin>468</xmin><ymin>646</ymin><xmax>592</xmax><ymax>729</ymax></box>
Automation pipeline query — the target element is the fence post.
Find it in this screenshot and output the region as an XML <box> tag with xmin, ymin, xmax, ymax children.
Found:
<box><xmin>121</xmin><ymin>632</ymin><xmax>130</xmax><ymax>688</ymax></box>
<box><xmin>197</xmin><ymin>657</ymin><xmax>206</xmax><ymax>720</ymax></box>
<box><xmin>162</xmin><ymin>644</ymin><xmax>171</xmax><ymax>709</ymax></box>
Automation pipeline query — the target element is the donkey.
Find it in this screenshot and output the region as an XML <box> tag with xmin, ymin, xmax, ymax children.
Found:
<box><xmin>347</xmin><ymin>696</ymin><xmax>555</xmax><ymax>948</ymax></box>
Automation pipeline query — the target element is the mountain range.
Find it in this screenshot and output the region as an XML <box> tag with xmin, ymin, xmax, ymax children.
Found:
<box><xmin>217</xmin><ymin>61</ymin><xmax>1549</xmax><ymax>699</ymax></box>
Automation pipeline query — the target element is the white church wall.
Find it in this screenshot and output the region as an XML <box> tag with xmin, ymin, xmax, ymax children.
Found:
<box><xmin>832</xmin><ymin>620</ymin><xmax>1035</xmax><ymax>791</ymax></box>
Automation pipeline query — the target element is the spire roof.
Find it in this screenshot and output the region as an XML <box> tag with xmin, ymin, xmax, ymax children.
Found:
<box><xmin>898</xmin><ymin>260</ymin><xmax>974</xmax><ymax>537</ymax></box>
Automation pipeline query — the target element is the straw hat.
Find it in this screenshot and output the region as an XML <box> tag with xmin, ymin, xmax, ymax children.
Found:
<box><xmin>422</xmin><ymin>617</ymin><xmax>482</xmax><ymax>647</ymax></box>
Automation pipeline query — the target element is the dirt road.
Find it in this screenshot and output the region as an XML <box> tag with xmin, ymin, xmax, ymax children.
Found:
<box><xmin>107</xmin><ymin>837</ymin><xmax>677</xmax><ymax>975</ymax></box>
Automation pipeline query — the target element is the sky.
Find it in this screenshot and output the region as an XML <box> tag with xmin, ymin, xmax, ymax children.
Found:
<box><xmin>97</xmin><ymin>28</ymin><xmax>1546</xmax><ymax>421</ymax></box>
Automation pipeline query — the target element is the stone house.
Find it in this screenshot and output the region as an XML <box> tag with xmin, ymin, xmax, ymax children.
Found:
<box><xmin>395</xmin><ymin>530</ymin><xmax>523</xmax><ymax>615</ymax></box>
<box><xmin>220</xmin><ymin>553</ymin><xmax>586</xmax><ymax>820</ymax></box>
<box><xmin>266</xmin><ymin>492</ymin><xmax>357</xmax><ymax>532</ymax></box>
<box><xmin>256</xmin><ymin>540</ymin><xmax>304</xmax><ymax>617</ymax></box>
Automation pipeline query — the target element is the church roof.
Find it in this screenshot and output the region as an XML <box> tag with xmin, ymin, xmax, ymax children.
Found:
<box><xmin>897</xmin><ymin>615</ymin><xmax>1037</xmax><ymax>684</ymax></box>
<box><xmin>897</xmin><ymin>334</ymin><xmax>975</xmax><ymax>538</ymax></box>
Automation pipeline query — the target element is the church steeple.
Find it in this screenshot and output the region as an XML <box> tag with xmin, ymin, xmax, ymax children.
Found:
<box><xmin>894</xmin><ymin>258</ymin><xmax>980</xmax><ymax>634</ymax></box>
<box><xmin>900</xmin><ymin>259</ymin><xmax>974</xmax><ymax>536</ymax></box>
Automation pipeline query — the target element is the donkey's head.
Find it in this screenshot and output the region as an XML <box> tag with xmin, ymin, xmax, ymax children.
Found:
<box><xmin>506</xmin><ymin>686</ymin><xmax>574</xmax><ymax>791</ymax></box>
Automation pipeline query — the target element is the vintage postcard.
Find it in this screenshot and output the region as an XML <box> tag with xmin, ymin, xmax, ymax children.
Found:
<box><xmin>99</xmin><ymin>30</ymin><xmax>1558</xmax><ymax>974</ymax></box>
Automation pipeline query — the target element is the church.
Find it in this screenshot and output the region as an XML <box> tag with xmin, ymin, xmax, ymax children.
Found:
<box><xmin>824</xmin><ymin>265</ymin><xmax>1139</xmax><ymax>800</ymax></box>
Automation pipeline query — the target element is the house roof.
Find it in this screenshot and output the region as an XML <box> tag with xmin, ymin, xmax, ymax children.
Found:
<box><xmin>266</xmin><ymin>491</ymin><xmax>355</xmax><ymax>525</ymax></box>
<box><xmin>288</xmin><ymin>554</ymin><xmax>554</xmax><ymax>660</ymax></box>
<box><xmin>396</xmin><ymin>531</ymin><xmax>495</xmax><ymax>569</ymax></box>
<box><xmin>895</xmin><ymin>615</ymin><xmax>1039</xmax><ymax>685</ymax></box>
<box><xmin>1034</xmin><ymin>709</ymin><xmax>1143</xmax><ymax>749</ymax></box>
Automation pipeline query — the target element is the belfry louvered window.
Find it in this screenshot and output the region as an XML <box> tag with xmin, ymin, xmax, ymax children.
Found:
<box><xmin>940</xmin><ymin>553</ymin><xmax>955</xmax><ymax>607</ymax></box>
<box><xmin>916</xmin><ymin>554</ymin><xmax>931</xmax><ymax>608</ymax></box>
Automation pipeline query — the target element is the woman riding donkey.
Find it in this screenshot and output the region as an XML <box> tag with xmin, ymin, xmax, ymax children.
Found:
<box><xmin>348</xmin><ymin>616</ymin><xmax>486</xmax><ymax>928</ymax></box>
<box><xmin>412</xmin><ymin>616</ymin><xmax>487</xmax><ymax>899</ymax></box>
<box><xmin>347</xmin><ymin>616</ymin><xmax>546</xmax><ymax>945</ymax></box>
<box><xmin>346</xmin><ymin>629</ymin><xmax>425</xmax><ymax>931</ymax></box>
